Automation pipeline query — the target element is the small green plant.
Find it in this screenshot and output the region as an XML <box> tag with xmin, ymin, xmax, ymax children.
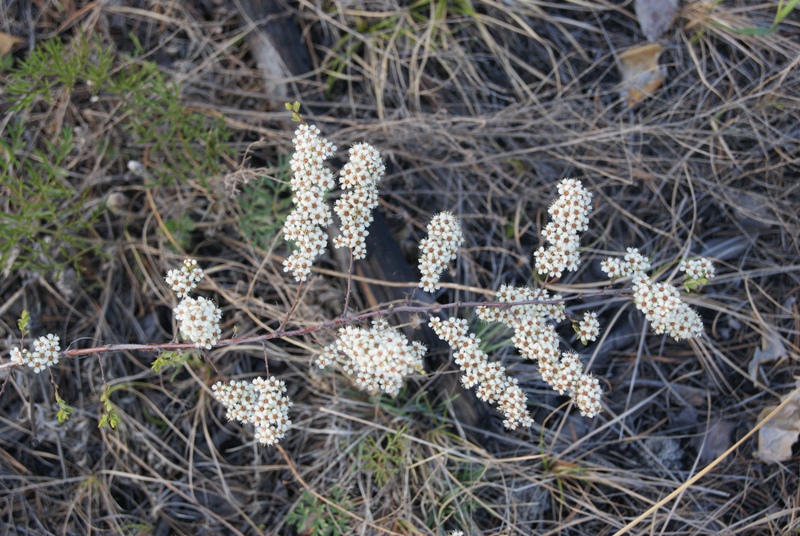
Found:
<box><xmin>472</xmin><ymin>317</ymin><xmax>514</xmax><ymax>355</ymax></box>
<box><xmin>163</xmin><ymin>213</ymin><xmax>196</xmax><ymax>252</ymax></box>
<box><xmin>285</xmin><ymin>101</ymin><xmax>303</xmax><ymax>122</ymax></box>
<box><xmin>108</xmin><ymin>58</ymin><xmax>233</xmax><ymax>186</ymax></box>
<box><xmin>98</xmin><ymin>386</ymin><xmax>121</xmax><ymax>429</ymax></box>
<box><xmin>359</xmin><ymin>426</ymin><xmax>409</xmax><ymax>487</ymax></box>
<box><xmin>0</xmin><ymin>119</ymin><xmax>104</xmax><ymax>273</ymax></box>
<box><xmin>55</xmin><ymin>394</ymin><xmax>74</xmax><ymax>423</ymax></box>
<box><xmin>4</xmin><ymin>35</ymin><xmax>114</xmax><ymax>112</ymax></box>
<box><xmin>17</xmin><ymin>310</ymin><xmax>31</xmax><ymax>338</ymax></box>
<box><xmin>286</xmin><ymin>489</ymin><xmax>354</xmax><ymax>536</ymax></box>
<box><xmin>236</xmin><ymin>157</ymin><xmax>294</xmax><ymax>250</ymax></box>
<box><xmin>772</xmin><ymin>0</ymin><xmax>800</xmax><ymax>28</ymax></box>
<box><xmin>151</xmin><ymin>350</ymin><xmax>192</xmax><ymax>374</ymax></box>
<box><xmin>708</xmin><ymin>0</ymin><xmax>799</xmax><ymax>36</ymax></box>
<box><xmin>0</xmin><ymin>34</ymin><xmax>233</xmax><ymax>274</ymax></box>
<box><xmin>431</xmin><ymin>461</ymin><xmax>484</xmax><ymax>531</ymax></box>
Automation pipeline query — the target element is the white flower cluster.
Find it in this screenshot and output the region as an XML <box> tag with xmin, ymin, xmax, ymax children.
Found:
<box><xmin>477</xmin><ymin>286</ymin><xmax>603</xmax><ymax>418</ymax></box>
<box><xmin>212</xmin><ymin>377</ymin><xmax>293</xmax><ymax>446</ymax></box>
<box><xmin>576</xmin><ymin>311</ymin><xmax>600</xmax><ymax>344</ymax></box>
<box><xmin>679</xmin><ymin>257</ymin><xmax>715</xmax><ymax>280</ymax></box>
<box><xmin>166</xmin><ymin>260</ymin><xmax>222</xmax><ymax>349</ymax></box>
<box><xmin>318</xmin><ymin>319</ymin><xmax>426</xmax><ymax>397</ymax></box>
<box><xmin>165</xmin><ymin>258</ymin><xmax>204</xmax><ymax>298</ymax></box>
<box><xmin>418</xmin><ymin>212</ymin><xmax>465</xmax><ymax>292</ymax></box>
<box><xmin>333</xmin><ymin>143</ymin><xmax>385</xmax><ymax>259</ymax></box>
<box><xmin>429</xmin><ymin>316</ymin><xmax>534</xmax><ymax>429</ymax></box>
<box><xmin>283</xmin><ymin>124</ymin><xmax>337</xmax><ymax>281</ymax></box>
<box><xmin>600</xmin><ymin>247</ymin><xmax>650</xmax><ymax>279</ymax></box>
<box><xmin>10</xmin><ymin>334</ymin><xmax>61</xmax><ymax>373</ymax></box>
<box><xmin>534</xmin><ymin>178</ymin><xmax>593</xmax><ymax>278</ymax></box>
<box><xmin>477</xmin><ymin>285</ymin><xmax>564</xmax><ymax>365</ymax></box>
<box><xmin>631</xmin><ymin>274</ymin><xmax>704</xmax><ymax>340</ymax></box>
<box><xmin>572</xmin><ymin>372</ymin><xmax>603</xmax><ymax>418</ymax></box>
<box><xmin>601</xmin><ymin>249</ymin><xmax>710</xmax><ymax>340</ymax></box>
<box><xmin>174</xmin><ymin>297</ymin><xmax>222</xmax><ymax>349</ymax></box>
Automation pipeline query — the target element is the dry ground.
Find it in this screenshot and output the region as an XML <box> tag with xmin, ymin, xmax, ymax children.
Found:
<box><xmin>1</xmin><ymin>0</ymin><xmax>799</xmax><ymax>534</ymax></box>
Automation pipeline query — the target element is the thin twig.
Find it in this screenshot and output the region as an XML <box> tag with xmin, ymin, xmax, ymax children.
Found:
<box><xmin>277</xmin><ymin>281</ymin><xmax>304</xmax><ymax>331</ymax></box>
<box><xmin>342</xmin><ymin>249</ymin><xmax>355</xmax><ymax>317</ymax></box>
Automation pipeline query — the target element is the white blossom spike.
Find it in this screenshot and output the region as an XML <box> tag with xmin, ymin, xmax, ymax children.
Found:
<box><xmin>534</xmin><ymin>178</ymin><xmax>593</xmax><ymax>278</ymax></box>
<box><xmin>418</xmin><ymin>212</ymin><xmax>464</xmax><ymax>293</ymax></box>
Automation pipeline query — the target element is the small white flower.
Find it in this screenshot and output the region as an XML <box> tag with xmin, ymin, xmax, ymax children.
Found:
<box><xmin>679</xmin><ymin>258</ymin><xmax>715</xmax><ymax>281</ymax></box>
<box><xmin>572</xmin><ymin>373</ymin><xmax>603</xmax><ymax>417</ymax></box>
<box><xmin>601</xmin><ymin>248</ymin><xmax>650</xmax><ymax>280</ymax></box>
<box><xmin>430</xmin><ymin>317</ymin><xmax>534</xmax><ymax>429</ymax></box>
<box><xmin>474</xmin><ymin>284</ymin><xmax>606</xmax><ymax>416</ymax></box>
<box><xmin>165</xmin><ymin>258</ymin><xmax>204</xmax><ymax>298</ymax></box>
<box><xmin>576</xmin><ymin>311</ymin><xmax>600</xmax><ymax>344</ymax></box>
<box><xmin>551</xmin><ymin>352</ymin><xmax>584</xmax><ymax>394</ymax></box>
<box><xmin>477</xmin><ymin>285</ymin><xmax>563</xmax><ymax>365</ymax></box>
<box><xmin>10</xmin><ymin>347</ymin><xmax>24</xmax><ymax>367</ymax></box>
<box><xmin>600</xmin><ymin>257</ymin><xmax>624</xmax><ymax>279</ymax></box>
<box><xmin>631</xmin><ymin>275</ymin><xmax>704</xmax><ymax>340</ymax></box>
<box><xmin>333</xmin><ymin>143</ymin><xmax>385</xmax><ymax>259</ymax></box>
<box><xmin>623</xmin><ymin>247</ymin><xmax>651</xmax><ymax>275</ymax></box>
<box><xmin>283</xmin><ymin>124</ymin><xmax>337</xmax><ymax>281</ymax></box>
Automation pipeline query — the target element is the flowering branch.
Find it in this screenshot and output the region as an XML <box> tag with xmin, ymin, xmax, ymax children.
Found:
<box><xmin>3</xmin><ymin>121</ymin><xmax>719</xmax><ymax>448</ymax></box>
<box><xmin>0</xmin><ymin>287</ymin><xmax>630</xmax><ymax>367</ymax></box>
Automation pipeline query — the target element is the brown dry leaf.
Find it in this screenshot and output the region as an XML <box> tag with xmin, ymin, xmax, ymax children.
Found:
<box><xmin>755</xmin><ymin>385</ymin><xmax>800</xmax><ymax>463</ymax></box>
<box><xmin>635</xmin><ymin>0</ymin><xmax>679</xmax><ymax>41</ymax></box>
<box><xmin>617</xmin><ymin>43</ymin><xmax>665</xmax><ymax>107</ymax></box>
<box><xmin>748</xmin><ymin>329</ymin><xmax>787</xmax><ymax>382</ymax></box>
<box><xmin>0</xmin><ymin>32</ymin><xmax>23</xmax><ymax>56</ymax></box>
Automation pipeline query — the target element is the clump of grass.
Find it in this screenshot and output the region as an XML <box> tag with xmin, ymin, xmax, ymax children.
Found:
<box><xmin>5</xmin><ymin>36</ymin><xmax>115</xmax><ymax>112</ymax></box>
<box><xmin>0</xmin><ymin>34</ymin><xmax>233</xmax><ymax>274</ymax></box>
<box><xmin>0</xmin><ymin>118</ymin><xmax>104</xmax><ymax>274</ymax></box>
<box><xmin>359</xmin><ymin>425</ymin><xmax>410</xmax><ymax>487</ymax></box>
<box><xmin>108</xmin><ymin>50</ymin><xmax>233</xmax><ymax>186</ymax></box>
<box><xmin>286</xmin><ymin>489</ymin><xmax>355</xmax><ymax>536</ymax></box>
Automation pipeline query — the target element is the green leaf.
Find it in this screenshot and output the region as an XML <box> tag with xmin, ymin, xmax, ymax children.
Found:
<box><xmin>55</xmin><ymin>394</ymin><xmax>74</xmax><ymax>423</ymax></box>
<box><xmin>17</xmin><ymin>310</ymin><xmax>30</xmax><ymax>338</ymax></box>
<box><xmin>683</xmin><ymin>277</ymin><xmax>707</xmax><ymax>293</ymax></box>
<box><xmin>284</xmin><ymin>101</ymin><xmax>303</xmax><ymax>122</ymax></box>
<box><xmin>151</xmin><ymin>350</ymin><xmax>189</xmax><ymax>373</ymax></box>
<box><xmin>98</xmin><ymin>388</ymin><xmax>120</xmax><ymax>429</ymax></box>
<box><xmin>730</xmin><ymin>26</ymin><xmax>773</xmax><ymax>36</ymax></box>
<box><xmin>774</xmin><ymin>0</ymin><xmax>800</xmax><ymax>27</ymax></box>
<box><xmin>707</xmin><ymin>20</ymin><xmax>773</xmax><ymax>36</ymax></box>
